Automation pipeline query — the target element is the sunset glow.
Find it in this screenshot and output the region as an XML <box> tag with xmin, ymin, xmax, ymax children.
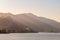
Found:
<box><xmin>0</xmin><ymin>0</ymin><xmax>60</xmax><ymax>22</ymax></box>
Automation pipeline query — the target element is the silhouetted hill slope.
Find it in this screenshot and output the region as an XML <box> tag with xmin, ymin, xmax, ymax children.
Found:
<box><xmin>14</xmin><ymin>13</ymin><xmax>60</xmax><ymax>32</ymax></box>
<box><xmin>38</xmin><ymin>17</ymin><xmax>60</xmax><ymax>28</ymax></box>
<box><xmin>0</xmin><ymin>13</ymin><xmax>28</xmax><ymax>33</ymax></box>
<box><xmin>22</xmin><ymin>13</ymin><xmax>60</xmax><ymax>29</ymax></box>
<box><xmin>0</xmin><ymin>13</ymin><xmax>60</xmax><ymax>33</ymax></box>
<box><xmin>0</xmin><ymin>13</ymin><xmax>13</xmax><ymax>29</ymax></box>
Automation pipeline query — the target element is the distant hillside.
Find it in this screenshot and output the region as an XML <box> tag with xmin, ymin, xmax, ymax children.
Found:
<box><xmin>0</xmin><ymin>13</ymin><xmax>60</xmax><ymax>33</ymax></box>
<box><xmin>14</xmin><ymin>13</ymin><xmax>60</xmax><ymax>32</ymax></box>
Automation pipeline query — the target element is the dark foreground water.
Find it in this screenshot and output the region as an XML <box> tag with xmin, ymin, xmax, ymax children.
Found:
<box><xmin>0</xmin><ymin>33</ymin><xmax>60</xmax><ymax>40</ymax></box>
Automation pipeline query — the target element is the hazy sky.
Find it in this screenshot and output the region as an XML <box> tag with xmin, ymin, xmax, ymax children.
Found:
<box><xmin>0</xmin><ymin>0</ymin><xmax>60</xmax><ymax>22</ymax></box>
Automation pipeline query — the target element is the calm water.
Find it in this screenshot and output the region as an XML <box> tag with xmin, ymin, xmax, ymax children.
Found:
<box><xmin>0</xmin><ymin>33</ymin><xmax>60</xmax><ymax>40</ymax></box>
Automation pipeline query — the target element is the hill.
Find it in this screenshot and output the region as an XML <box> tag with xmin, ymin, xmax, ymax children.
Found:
<box><xmin>0</xmin><ymin>13</ymin><xmax>60</xmax><ymax>33</ymax></box>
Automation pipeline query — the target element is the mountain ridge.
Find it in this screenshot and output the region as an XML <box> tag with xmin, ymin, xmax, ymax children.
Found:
<box><xmin>0</xmin><ymin>13</ymin><xmax>60</xmax><ymax>33</ymax></box>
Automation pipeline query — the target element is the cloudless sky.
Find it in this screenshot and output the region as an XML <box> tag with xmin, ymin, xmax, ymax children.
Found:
<box><xmin>0</xmin><ymin>0</ymin><xmax>60</xmax><ymax>22</ymax></box>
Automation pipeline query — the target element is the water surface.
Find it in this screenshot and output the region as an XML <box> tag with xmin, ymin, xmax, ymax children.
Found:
<box><xmin>0</xmin><ymin>33</ymin><xmax>60</xmax><ymax>40</ymax></box>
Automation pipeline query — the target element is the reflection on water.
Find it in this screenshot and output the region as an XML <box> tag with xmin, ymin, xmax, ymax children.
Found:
<box><xmin>0</xmin><ymin>33</ymin><xmax>60</xmax><ymax>40</ymax></box>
